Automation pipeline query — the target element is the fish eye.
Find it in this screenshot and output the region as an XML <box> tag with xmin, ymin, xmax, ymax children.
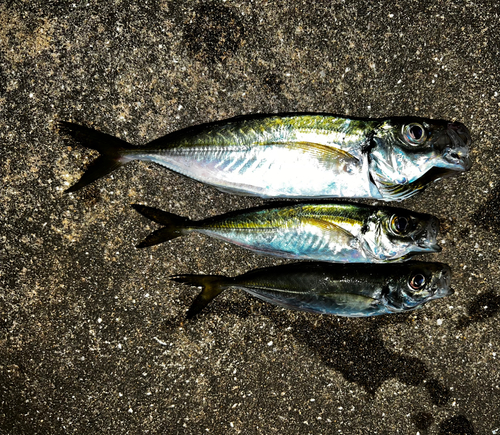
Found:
<box><xmin>403</xmin><ymin>123</ymin><xmax>427</xmax><ymax>146</ymax></box>
<box><xmin>390</xmin><ymin>215</ymin><xmax>410</xmax><ymax>235</ymax></box>
<box><xmin>408</xmin><ymin>272</ymin><xmax>426</xmax><ymax>291</ymax></box>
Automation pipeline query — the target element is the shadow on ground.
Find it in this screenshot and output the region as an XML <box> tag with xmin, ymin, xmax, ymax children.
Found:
<box><xmin>167</xmin><ymin>295</ymin><xmax>452</xmax><ymax>404</ymax></box>
<box><xmin>438</xmin><ymin>415</ymin><xmax>475</xmax><ymax>435</ymax></box>
<box><xmin>456</xmin><ymin>290</ymin><xmax>500</xmax><ymax>330</ymax></box>
<box><xmin>288</xmin><ymin>316</ymin><xmax>451</xmax><ymax>404</ymax></box>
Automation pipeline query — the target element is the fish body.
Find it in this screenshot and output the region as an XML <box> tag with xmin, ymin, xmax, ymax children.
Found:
<box><xmin>133</xmin><ymin>202</ymin><xmax>441</xmax><ymax>263</ymax></box>
<box><xmin>172</xmin><ymin>261</ymin><xmax>452</xmax><ymax>318</ymax></box>
<box><xmin>60</xmin><ymin>114</ymin><xmax>471</xmax><ymax>201</ymax></box>
<box><xmin>139</xmin><ymin>116</ymin><xmax>379</xmax><ymax>198</ymax></box>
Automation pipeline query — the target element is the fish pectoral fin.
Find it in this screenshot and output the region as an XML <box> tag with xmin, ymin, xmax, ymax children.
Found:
<box><xmin>263</xmin><ymin>141</ymin><xmax>359</xmax><ymax>169</ymax></box>
<box><xmin>322</xmin><ymin>293</ymin><xmax>381</xmax><ymax>308</ymax></box>
<box><xmin>292</xmin><ymin>142</ymin><xmax>359</xmax><ymax>164</ymax></box>
<box><xmin>381</xmin><ymin>253</ymin><xmax>412</xmax><ymax>263</ymax></box>
<box><xmin>302</xmin><ymin>218</ymin><xmax>357</xmax><ymax>245</ymax></box>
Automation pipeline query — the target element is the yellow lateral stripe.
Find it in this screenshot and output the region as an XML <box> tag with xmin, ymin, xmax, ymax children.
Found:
<box><xmin>207</xmin><ymin>206</ymin><xmax>364</xmax><ymax>230</ymax></box>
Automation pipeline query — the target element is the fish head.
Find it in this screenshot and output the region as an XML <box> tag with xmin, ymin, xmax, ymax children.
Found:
<box><xmin>361</xmin><ymin>208</ymin><xmax>441</xmax><ymax>261</ymax></box>
<box><xmin>369</xmin><ymin>118</ymin><xmax>472</xmax><ymax>200</ymax></box>
<box><xmin>383</xmin><ymin>262</ymin><xmax>453</xmax><ymax>312</ymax></box>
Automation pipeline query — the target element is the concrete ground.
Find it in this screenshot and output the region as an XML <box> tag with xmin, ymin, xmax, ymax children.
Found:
<box><xmin>1</xmin><ymin>1</ymin><xmax>499</xmax><ymax>434</ymax></box>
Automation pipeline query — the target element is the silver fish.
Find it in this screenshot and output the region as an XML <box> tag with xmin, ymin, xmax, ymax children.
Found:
<box><xmin>172</xmin><ymin>261</ymin><xmax>453</xmax><ymax>318</ymax></box>
<box><xmin>60</xmin><ymin>114</ymin><xmax>471</xmax><ymax>201</ymax></box>
<box><xmin>132</xmin><ymin>202</ymin><xmax>441</xmax><ymax>263</ymax></box>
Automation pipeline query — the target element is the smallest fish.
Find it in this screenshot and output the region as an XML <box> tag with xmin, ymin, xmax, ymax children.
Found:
<box><xmin>171</xmin><ymin>261</ymin><xmax>453</xmax><ymax>318</ymax></box>
<box><xmin>132</xmin><ymin>202</ymin><xmax>441</xmax><ymax>263</ymax></box>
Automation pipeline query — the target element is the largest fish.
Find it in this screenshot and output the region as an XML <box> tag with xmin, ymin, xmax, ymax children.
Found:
<box><xmin>60</xmin><ymin>114</ymin><xmax>472</xmax><ymax>200</ymax></box>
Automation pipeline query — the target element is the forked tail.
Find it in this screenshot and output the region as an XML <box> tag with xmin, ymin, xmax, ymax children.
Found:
<box><xmin>171</xmin><ymin>274</ymin><xmax>234</xmax><ymax>318</ymax></box>
<box><xmin>59</xmin><ymin>121</ymin><xmax>133</xmax><ymax>192</ymax></box>
<box><xmin>132</xmin><ymin>204</ymin><xmax>194</xmax><ymax>247</ymax></box>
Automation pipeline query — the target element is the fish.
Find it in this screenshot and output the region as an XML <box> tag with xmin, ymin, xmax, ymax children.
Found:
<box><xmin>59</xmin><ymin>114</ymin><xmax>472</xmax><ymax>201</ymax></box>
<box><xmin>132</xmin><ymin>202</ymin><xmax>441</xmax><ymax>263</ymax></box>
<box><xmin>171</xmin><ymin>261</ymin><xmax>453</xmax><ymax>318</ymax></box>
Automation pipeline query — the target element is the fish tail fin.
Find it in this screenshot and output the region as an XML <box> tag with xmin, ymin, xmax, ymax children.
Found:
<box><xmin>59</xmin><ymin>121</ymin><xmax>133</xmax><ymax>193</ymax></box>
<box><xmin>171</xmin><ymin>274</ymin><xmax>233</xmax><ymax>318</ymax></box>
<box><xmin>132</xmin><ymin>204</ymin><xmax>194</xmax><ymax>247</ymax></box>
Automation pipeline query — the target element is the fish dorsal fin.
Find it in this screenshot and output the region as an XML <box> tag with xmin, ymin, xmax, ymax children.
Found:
<box><xmin>302</xmin><ymin>217</ymin><xmax>356</xmax><ymax>246</ymax></box>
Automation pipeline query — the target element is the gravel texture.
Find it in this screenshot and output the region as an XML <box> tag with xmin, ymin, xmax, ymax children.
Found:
<box><xmin>1</xmin><ymin>1</ymin><xmax>499</xmax><ymax>434</ymax></box>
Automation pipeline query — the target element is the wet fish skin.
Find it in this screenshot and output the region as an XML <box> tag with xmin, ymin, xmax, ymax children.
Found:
<box><xmin>60</xmin><ymin>114</ymin><xmax>471</xmax><ymax>201</ymax></box>
<box><xmin>171</xmin><ymin>261</ymin><xmax>452</xmax><ymax>318</ymax></box>
<box><xmin>370</xmin><ymin>118</ymin><xmax>472</xmax><ymax>199</ymax></box>
<box><xmin>132</xmin><ymin>202</ymin><xmax>441</xmax><ymax>263</ymax></box>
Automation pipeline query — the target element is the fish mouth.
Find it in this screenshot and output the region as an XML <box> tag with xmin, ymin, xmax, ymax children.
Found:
<box><xmin>410</xmin><ymin>242</ymin><xmax>441</xmax><ymax>255</ymax></box>
<box><xmin>434</xmin><ymin>286</ymin><xmax>453</xmax><ymax>298</ymax></box>
<box><xmin>438</xmin><ymin>122</ymin><xmax>472</xmax><ymax>171</ymax></box>
<box><xmin>418</xmin><ymin>242</ymin><xmax>441</xmax><ymax>253</ymax></box>
<box><xmin>412</xmin><ymin>217</ymin><xmax>441</xmax><ymax>253</ymax></box>
<box><xmin>433</xmin><ymin>265</ymin><xmax>453</xmax><ymax>298</ymax></box>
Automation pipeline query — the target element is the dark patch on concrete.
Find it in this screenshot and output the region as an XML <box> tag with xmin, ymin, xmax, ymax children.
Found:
<box><xmin>159</xmin><ymin>315</ymin><xmax>185</xmax><ymax>333</ymax></box>
<box><xmin>0</xmin><ymin>58</ymin><xmax>6</xmax><ymax>96</ymax></box>
<box><xmin>457</xmin><ymin>290</ymin><xmax>500</xmax><ymax>330</ymax></box>
<box><xmin>470</xmin><ymin>182</ymin><xmax>500</xmax><ymax>231</ymax></box>
<box><xmin>263</xmin><ymin>72</ymin><xmax>284</xmax><ymax>95</ymax></box>
<box><xmin>286</xmin><ymin>3</ymin><xmax>336</xmax><ymax>51</ymax></box>
<box><xmin>0</xmin><ymin>317</ymin><xmax>8</xmax><ymax>330</ymax></box>
<box><xmin>438</xmin><ymin>217</ymin><xmax>456</xmax><ymax>238</ymax></box>
<box><xmin>183</xmin><ymin>3</ymin><xmax>246</xmax><ymax>63</ymax></box>
<box><xmin>425</xmin><ymin>378</ymin><xmax>451</xmax><ymax>406</ymax></box>
<box><xmin>413</xmin><ymin>411</ymin><xmax>434</xmax><ymax>434</ymax></box>
<box><xmin>438</xmin><ymin>415</ymin><xmax>474</xmax><ymax>435</ymax></box>
<box><xmin>2</xmin><ymin>0</ymin><xmax>73</xmax><ymax>24</ymax></box>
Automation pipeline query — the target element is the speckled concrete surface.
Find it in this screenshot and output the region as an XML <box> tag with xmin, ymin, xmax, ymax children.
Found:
<box><xmin>1</xmin><ymin>1</ymin><xmax>499</xmax><ymax>434</ymax></box>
